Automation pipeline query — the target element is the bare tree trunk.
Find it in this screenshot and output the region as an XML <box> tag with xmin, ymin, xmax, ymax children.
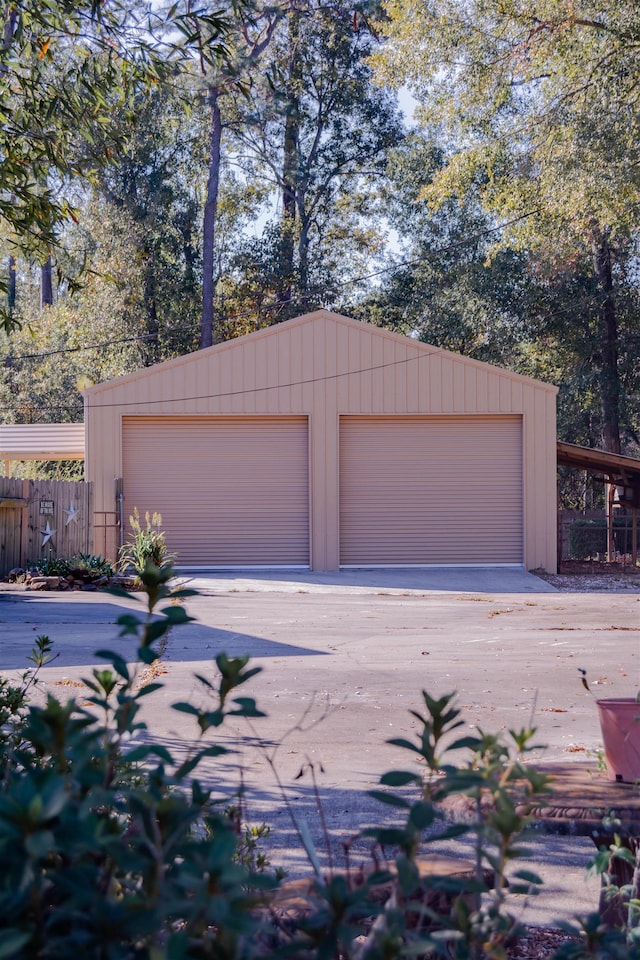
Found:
<box><xmin>278</xmin><ymin>9</ymin><xmax>301</xmax><ymax>308</ymax></box>
<box><xmin>591</xmin><ymin>228</ymin><xmax>621</xmax><ymax>454</ymax></box>
<box><xmin>7</xmin><ymin>255</ymin><xmax>15</xmax><ymax>315</ymax></box>
<box><xmin>200</xmin><ymin>85</ymin><xmax>222</xmax><ymax>349</ymax></box>
<box><xmin>298</xmin><ymin>212</ymin><xmax>310</xmax><ymax>298</ymax></box>
<box><xmin>40</xmin><ymin>256</ymin><xmax>53</xmax><ymax>308</ymax></box>
<box><xmin>144</xmin><ymin>273</ymin><xmax>159</xmax><ymax>365</ymax></box>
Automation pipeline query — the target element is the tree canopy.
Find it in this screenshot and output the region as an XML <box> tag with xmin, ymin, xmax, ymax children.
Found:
<box><xmin>0</xmin><ymin>0</ymin><xmax>232</xmax><ymax>332</ymax></box>
<box><xmin>372</xmin><ymin>0</ymin><xmax>640</xmax><ymax>453</ymax></box>
<box><xmin>1</xmin><ymin>0</ymin><xmax>639</xmax><ymax>480</ymax></box>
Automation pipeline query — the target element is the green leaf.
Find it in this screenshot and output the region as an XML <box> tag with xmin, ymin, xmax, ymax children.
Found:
<box><xmin>95</xmin><ymin>649</ymin><xmax>130</xmax><ymax>681</ymax></box>
<box><xmin>124</xmin><ymin>744</ymin><xmax>173</xmax><ymax>764</ymax></box>
<box><xmin>409</xmin><ymin>800</ymin><xmax>436</xmax><ymax>829</ymax></box>
<box><xmin>0</xmin><ymin>931</ymin><xmax>32</xmax><ymax>958</ymax></box>
<box><xmin>134</xmin><ymin>682</ymin><xmax>164</xmax><ymax>697</ymax></box>
<box><xmin>159</xmin><ymin>605</ymin><xmax>195</xmax><ymax>625</ymax></box>
<box><xmin>25</xmin><ymin>829</ymin><xmax>55</xmax><ymax>858</ymax></box>
<box><xmin>145</xmin><ymin>620</ymin><xmax>170</xmax><ymax>643</ymax></box>
<box><xmin>118</xmin><ymin>614</ymin><xmax>142</xmax><ymax>637</ymax></box>
<box><xmin>137</xmin><ymin>647</ymin><xmax>159</xmax><ymax>665</ymax></box>
<box><xmin>513</xmin><ymin>869</ymin><xmax>543</xmax><ymax>885</ymax></box>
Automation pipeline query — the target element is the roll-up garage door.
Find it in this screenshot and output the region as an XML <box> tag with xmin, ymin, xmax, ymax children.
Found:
<box><xmin>122</xmin><ymin>416</ymin><xmax>309</xmax><ymax>566</ymax></box>
<box><xmin>340</xmin><ymin>416</ymin><xmax>523</xmax><ymax>565</ymax></box>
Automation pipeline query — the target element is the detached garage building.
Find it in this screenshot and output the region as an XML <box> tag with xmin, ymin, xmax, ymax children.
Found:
<box><xmin>85</xmin><ymin>310</ymin><xmax>558</xmax><ymax>572</ymax></box>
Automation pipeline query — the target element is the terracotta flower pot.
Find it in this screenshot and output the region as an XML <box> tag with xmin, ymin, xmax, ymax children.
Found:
<box><xmin>596</xmin><ymin>698</ymin><xmax>640</xmax><ymax>783</ymax></box>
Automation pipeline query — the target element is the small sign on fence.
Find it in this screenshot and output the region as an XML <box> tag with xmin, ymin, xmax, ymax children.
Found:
<box><xmin>39</xmin><ymin>500</ymin><xmax>54</xmax><ymax>515</ymax></box>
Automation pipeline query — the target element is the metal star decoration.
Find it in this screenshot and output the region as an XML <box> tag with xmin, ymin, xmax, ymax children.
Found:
<box><xmin>41</xmin><ymin>521</ymin><xmax>56</xmax><ymax>547</ymax></box>
<box><xmin>64</xmin><ymin>502</ymin><xmax>80</xmax><ymax>526</ymax></box>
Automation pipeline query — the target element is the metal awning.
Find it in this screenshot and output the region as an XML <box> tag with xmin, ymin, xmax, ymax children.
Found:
<box><xmin>0</xmin><ymin>423</ymin><xmax>85</xmax><ymax>476</ymax></box>
<box><xmin>557</xmin><ymin>441</ymin><xmax>640</xmax><ymax>487</ymax></box>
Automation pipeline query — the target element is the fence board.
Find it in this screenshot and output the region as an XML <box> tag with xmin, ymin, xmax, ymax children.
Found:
<box><xmin>0</xmin><ymin>477</ymin><xmax>26</xmax><ymax>575</ymax></box>
<box><xmin>0</xmin><ymin>478</ymin><xmax>93</xmax><ymax>576</ymax></box>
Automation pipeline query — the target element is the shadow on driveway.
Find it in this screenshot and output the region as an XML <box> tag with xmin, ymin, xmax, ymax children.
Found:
<box><xmin>0</xmin><ymin>593</ymin><xmax>325</xmax><ymax>670</ymax></box>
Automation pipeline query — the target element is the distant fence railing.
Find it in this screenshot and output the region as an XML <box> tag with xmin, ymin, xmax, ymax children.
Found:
<box><xmin>559</xmin><ymin>509</ymin><xmax>639</xmax><ymax>563</ymax></box>
<box><xmin>0</xmin><ymin>478</ymin><xmax>93</xmax><ymax>577</ymax></box>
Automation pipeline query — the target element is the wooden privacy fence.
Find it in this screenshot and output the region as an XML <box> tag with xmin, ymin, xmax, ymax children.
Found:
<box><xmin>0</xmin><ymin>478</ymin><xmax>93</xmax><ymax>577</ymax></box>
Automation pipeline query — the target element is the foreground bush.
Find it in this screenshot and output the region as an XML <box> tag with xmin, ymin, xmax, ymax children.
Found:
<box><xmin>0</xmin><ymin>566</ymin><xmax>638</xmax><ymax>959</ymax></box>
<box><xmin>0</xmin><ymin>565</ymin><xmax>271</xmax><ymax>959</ymax></box>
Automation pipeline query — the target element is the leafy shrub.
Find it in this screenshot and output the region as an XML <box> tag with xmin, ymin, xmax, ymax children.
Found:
<box><xmin>0</xmin><ymin>566</ymin><xmax>272</xmax><ymax>958</ymax></box>
<box><xmin>28</xmin><ymin>556</ymin><xmax>71</xmax><ymax>577</ymax></box>
<box><xmin>1</xmin><ymin>570</ymin><xmax>638</xmax><ymax>959</ymax></box>
<box><xmin>118</xmin><ymin>508</ymin><xmax>177</xmax><ymax>576</ymax></box>
<box><xmin>28</xmin><ymin>554</ymin><xmax>114</xmax><ymax>579</ymax></box>
<box><xmin>69</xmin><ymin>552</ymin><xmax>114</xmax><ymax>577</ymax></box>
<box><xmin>0</xmin><ymin>635</ymin><xmax>53</xmax><ymax>771</ymax></box>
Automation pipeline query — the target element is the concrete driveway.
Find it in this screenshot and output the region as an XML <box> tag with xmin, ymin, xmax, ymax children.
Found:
<box><xmin>2</xmin><ymin>566</ymin><xmax>639</xmax><ymax>927</ymax></box>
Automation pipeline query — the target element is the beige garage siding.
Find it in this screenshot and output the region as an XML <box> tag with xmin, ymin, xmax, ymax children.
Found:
<box><xmin>340</xmin><ymin>416</ymin><xmax>523</xmax><ymax>565</ymax></box>
<box><xmin>122</xmin><ymin>416</ymin><xmax>309</xmax><ymax>566</ymax></box>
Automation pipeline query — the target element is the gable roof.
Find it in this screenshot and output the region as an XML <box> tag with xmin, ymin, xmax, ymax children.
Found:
<box><xmin>84</xmin><ymin>309</ymin><xmax>558</xmax><ymax>398</ymax></box>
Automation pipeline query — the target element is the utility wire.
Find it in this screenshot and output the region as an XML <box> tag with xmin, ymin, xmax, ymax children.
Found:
<box><xmin>0</xmin><ymin>350</ymin><xmax>438</xmax><ymax>418</ymax></box>
<box><xmin>83</xmin><ymin>350</ymin><xmax>441</xmax><ymax>410</ymax></box>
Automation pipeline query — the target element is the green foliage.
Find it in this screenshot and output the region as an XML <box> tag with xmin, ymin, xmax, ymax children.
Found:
<box><xmin>0</xmin><ymin>564</ymin><xmax>275</xmax><ymax>958</ymax></box>
<box><xmin>372</xmin><ymin>0</ymin><xmax>640</xmax><ymax>454</ymax></box>
<box><xmin>118</xmin><ymin>508</ymin><xmax>177</xmax><ymax>577</ymax></box>
<box><xmin>27</xmin><ymin>556</ymin><xmax>71</xmax><ymax>577</ymax></box>
<box><xmin>362</xmin><ymin>691</ymin><xmax>549</xmax><ymax>959</ymax></box>
<box><xmin>27</xmin><ymin>553</ymin><xmax>114</xmax><ymax>579</ymax></box>
<box><xmin>70</xmin><ymin>553</ymin><xmax>114</xmax><ymax>577</ymax></box>
<box><xmin>0</xmin><ymin>0</ymin><xmax>237</xmax><ymax>335</ymax></box>
<box><xmin>3</xmin><ymin>570</ymin><xmax>640</xmax><ymax>958</ymax></box>
<box><xmin>0</xmin><ymin>634</ymin><xmax>53</xmax><ymax>769</ymax></box>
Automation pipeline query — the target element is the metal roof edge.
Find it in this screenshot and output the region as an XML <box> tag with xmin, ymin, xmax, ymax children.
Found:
<box><xmin>0</xmin><ymin>423</ymin><xmax>85</xmax><ymax>460</ymax></box>
<box><xmin>557</xmin><ymin>441</ymin><xmax>640</xmax><ymax>480</ymax></box>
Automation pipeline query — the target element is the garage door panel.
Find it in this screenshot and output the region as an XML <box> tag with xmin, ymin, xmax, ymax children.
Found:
<box><xmin>340</xmin><ymin>416</ymin><xmax>522</xmax><ymax>565</ymax></box>
<box><xmin>122</xmin><ymin>417</ymin><xmax>309</xmax><ymax>566</ymax></box>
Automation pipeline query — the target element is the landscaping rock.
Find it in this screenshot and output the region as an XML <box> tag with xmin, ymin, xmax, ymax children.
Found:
<box><xmin>8</xmin><ymin>567</ymin><xmax>25</xmax><ymax>582</ymax></box>
<box><xmin>29</xmin><ymin>578</ymin><xmax>50</xmax><ymax>591</ymax></box>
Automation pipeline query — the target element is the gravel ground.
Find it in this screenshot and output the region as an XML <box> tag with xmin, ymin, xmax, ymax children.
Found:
<box><xmin>536</xmin><ymin>562</ymin><xmax>640</xmax><ymax>593</ymax></box>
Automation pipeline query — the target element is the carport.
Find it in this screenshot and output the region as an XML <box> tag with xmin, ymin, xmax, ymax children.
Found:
<box><xmin>0</xmin><ymin>423</ymin><xmax>85</xmax><ymax>478</ymax></box>
<box><xmin>557</xmin><ymin>441</ymin><xmax>640</xmax><ymax>562</ymax></box>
